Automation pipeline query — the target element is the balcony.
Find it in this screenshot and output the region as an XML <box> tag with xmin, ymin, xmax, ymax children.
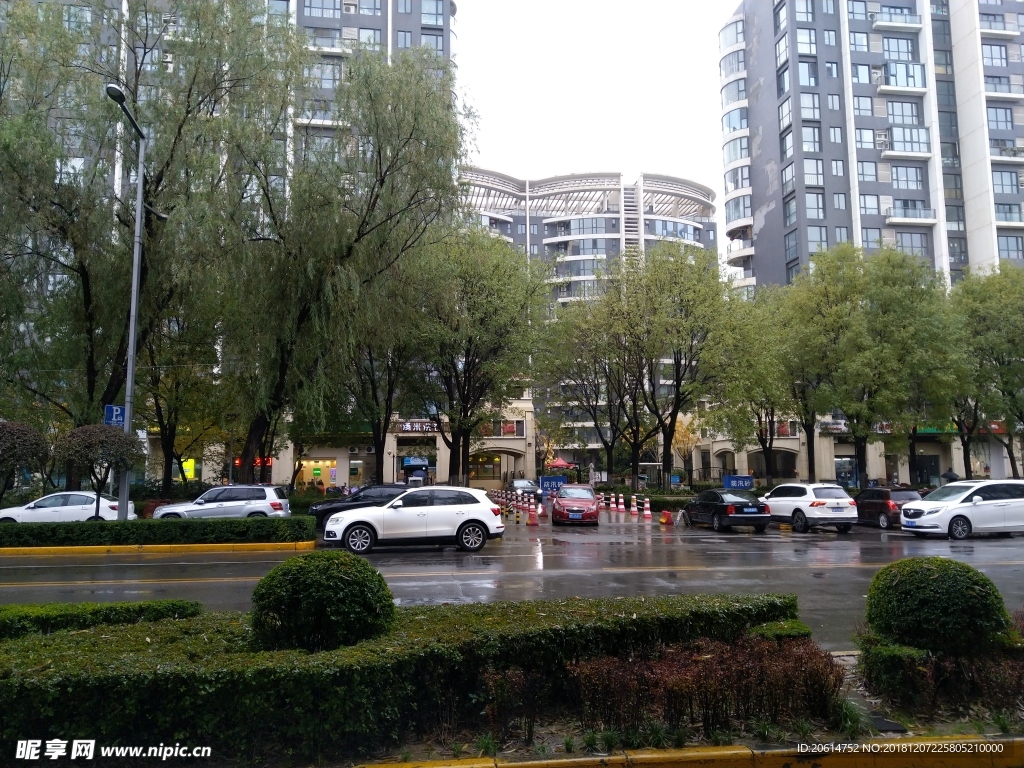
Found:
<box><xmin>979</xmin><ymin>18</ymin><xmax>1020</xmax><ymax>39</ymax></box>
<box><xmin>726</xmin><ymin>238</ymin><xmax>754</xmax><ymax>267</ymax></box>
<box><xmin>996</xmin><ymin>209</ymin><xmax>1024</xmax><ymax>228</ymax></box>
<box><xmin>991</xmin><ymin>146</ymin><xmax>1024</xmax><ymax>164</ymax></box>
<box><xmin>881</xmin><ymin>128</ymin><xmax>932</xmax><ymax>159</ymax></box>
<box><xmin>886</xmin><ymin>207</ymin><xmax>937</xmax><ymax>225</ymax></box>
<box><xmin>872</xmin><ymin>12</ymin><xmax>923</xmax><ymax>30</ymax></box>
<box><xmin>985</xmin><ymin>82</ymin><xmax>1024</xmax><ymax>101</ymax></box>
<box><xmin>878</xmin><ymin>62</ymin><xmax>927</xmax><ymax>95</ymax></box>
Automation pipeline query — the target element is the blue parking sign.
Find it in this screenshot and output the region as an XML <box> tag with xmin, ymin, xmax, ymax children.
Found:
<box><xmin>103</xmin><ymin>405</ymin><xmax>125</xmax><ymax>428</ymax></box>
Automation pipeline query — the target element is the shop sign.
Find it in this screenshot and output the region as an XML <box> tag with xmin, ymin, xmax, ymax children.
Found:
<box><xmin>312</xmin><ymin>467</ymin><xmax>322</xmax><ymax>477</ymax></box>
<box><xmin>181</xmin><ymin>459</ymin><xmax>195</xmax><ymax>480</ymax></box>
<box><xmin>403</xmin><ymin>457</ymin><xmax>429</xmax><ymax>467</ymax></box>
<box><xmin>395</xmin><ymin>421</ymin><xmax>439</xmax><ymax>434</ymax></box>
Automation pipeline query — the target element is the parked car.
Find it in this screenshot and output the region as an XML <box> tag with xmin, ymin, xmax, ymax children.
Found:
<box><xmin>153</xmin><ymin>485</ymin><xmax>290</xmax><ymax>519</ymax></box>
<box><xmin>0</xmin><ymin>491</ymin><xmax>135</xmax><ymax>522</ymax></box>
<box><xmin>900</xmin><ymin>480</ymin><xmax>1024</xmax><ymax>540</ymax></box>
<box><xmin>308</xmin><ymin>484</ymin><xmax>408</xmax><ymax>529</ymax></box>
<box><xmin>683</xmin><ymin>489</ymin><xmax>769</xmax><ymax>532</ymax></box>
<box><xmin>550</xmin><ymin>484</ymin><xmax>599</xmax><ymax>525</ymax></box>
<box><xmin>853</xmin><ymin>487</ymin><xmax>922</xmax><ymax>529</ymax></box>
<box><xmin>323</xmin><ymin>486</ymin><xmax>504</xmax><ymax>554</ymax></box>
<box><xmin>760</xmin><ymin>483</ymin><xmax>857</xmax><ymax>533</ymax></box>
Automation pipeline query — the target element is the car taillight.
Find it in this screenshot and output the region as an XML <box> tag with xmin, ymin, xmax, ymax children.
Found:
<box><xmin>270</xmin><ymin>501</ymin><xmax>283</xmax><ymax>511</ymax></box>
<box><xmin>887</xmin><ymin>500</ymin><xmax>899</xmax><ymax>512</ymax></box>
<box><xmin>490</xmin><ymin>506</ymin><xmax>501</xmax><ymax>516</ymax></box>
<box><xmin>108</xmin><ymin>504</ymin><xmax>117</xmax><ymax>511</ymax></box>
<box><xmin>849</xmin><ymin>500</ymin><xmax>857</xmax><ymax>506</ymax></box>
<box><xmin>810</xmin><ymin>501</ymin><xmax>827</xmax><ymax>507</ymax></box>
<box><xmin>726</xmin><ymin>504</ymin><xmax>735</xmax><ymax>515</ymax></box>
<box><xmin>764</xmin><ymin>504</ymin><xmax>770</xmax><ymax>514</ymax></box>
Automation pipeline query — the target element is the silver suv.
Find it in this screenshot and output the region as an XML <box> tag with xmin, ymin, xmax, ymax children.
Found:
<box><xmin>154</xmin><ymin>485</ymin><xmax>291</xmax><ymax>519</ymax></box>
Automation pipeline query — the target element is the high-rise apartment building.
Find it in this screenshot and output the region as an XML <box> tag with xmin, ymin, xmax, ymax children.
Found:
<box><xmin>720</xmin><ymin>0</ymin><xmax>1024</xmax><ymax>286</ymax></box>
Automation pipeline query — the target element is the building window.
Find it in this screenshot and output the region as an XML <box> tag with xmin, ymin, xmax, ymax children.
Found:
<box><xmin>726</xmin><ymin>195</ymin><xmax>752</xmax><ymax>223</ymax></box>
<box><xmin>725</xmin><ymin>165</ymin><xmax>751</xmax><ymax>193</ymax></box>
<box><xmin>780</xmin><ymin>131</ymin><xmax>793</xmax><ymax>161</ymax></box>
<box><xmin>823</xmin><ymin>0</ymin><xmax>835</xmax><ymax>12</ymax></box>
<box><xmin>304</xmin><ymin>0</ymin><xmax>342</xmax><ymax>18</ymax></box>
<box><xmin>724</xmin><ymin>137</ymin><xmax>749</xmax><ymax>164</ymax></box>
<box><xmin>530</xmin><ymin>224</ymin><xmax>538</xmax><ymax>235</ymax></box>
<box><xmin>421</xmin><ymin>32</ymin><xmax>443</xmax><ymax>53</ymax></box>
<box><xmin>802</xmin><ymin>125</ymin><xmax>821</xmax><ymax>152</ymax></box>
<box><xmin>804</xmin><ymin>158</ymin><xmax>824</xmax><ymax>185</ymax></box>
<box><xmin>784</xmin><ymin>196</ymin><xmax>798</xmax><ymax>226</ymax></box>
<box><xmin>779</xmin><ymin>98</ymin><xmax>792</xmax><ymax>130</ymax></box>
<box><xmin>798</xmin><ymin>60</ymin><xmax>818</xmax><ymax>86</ymax></box>
<box><xmin>826</xmin><ymin>61</ymin><xmax>839</xmax><ymax>77</ymax></box>
<box><xmin>397</xmin><ymin>0</ymin><xmax>410</xmax><ymax>11</ymax></box>
<box><xmin>808</xmin><ymin>226</ymin><xmax>828</xmax><ymax>253</ymax></box>
<box><xmin>943</xmin><ymin>173</ymin><xmax>963</xmax><ymax>199</ymax></box>
<box><xmin>784</xmin><ymin>230</ymin><xmax>799</xmax><ymax>261</ymax></box>
<box><xmin>774</xmin><ymin>3</ymin><xmax>787</xmax><ymax>34</ymax></box>
<box><xmin>850</xmin><ymin>32</ymin><xmax>868</xmax><ymax>52</ymax></box>
<box><xmin>858</xmin><ymin>161</ymin><xmax>877</xmax><ymax>182</ymax></box>
<box><xmin>307</xmin><ymin>61</ymin><xmax>342</xmax><ymax>88</ymax></box>
<box><xmin>777</xmin><ymin>68</ymin><xmax>790</xmax><ymax>96</ymax></box>
<box><xmin>988</xmin><ymin>107</ymin><xmax>1013</xmax><ymax>131</ymax></box>
<box><xmin>888</xmin><ymin>101</ymin><xmax>919</xmax><ymax>125</ymax></box>
<box><xmin>422</xmin><ymin>0</ymin><xmax>443</xmax><ymax>26</ymax></box>
<box><xmin>982</xmin><ymin>44</ymin><xmax>1008</xmax><ymax>68</ymax></box>
<box><xmin>796</xmin><ymin>28</ymin><xmax>816</xmax><ymax>55</ymax></box>
<box><xmin>721</xmin><ymin>79</ymin><xmax>746</xmax><ymax>107</ymax></box>
<box><xmin>862</xmin><ymin>228</ymin><xmax>882</xmax><ymax>249</ymax></box>
<box><xmin>893</xmin><ymin>166</ymin><xmax>924</xmax><ymax>190</ymax></box>
<box><xmin>860</xmin><ymin>194</ymin><xmax>880</xmax><ymax>216</ymax></box>
<box><xmin>993</xmin><ymin>171</ymin><xmax>1019</xmax><ymax>195</ymax></box>
<box><xmin>824</xmin><ymin>31</ymin><xmax>837</xmax><ymax>46</ymax></box>
<box><xmin>946</xmin><ymin>205</ymin><xmax>965</xmax><ymax>232</ymax></box>
<box><xmin>836</xmin><ymin>226</ymin><xmax>849</xmax><ymax>242</ymax></box>
<box><xmin>781</xmin><ymin>163</ymin><xmax>795</xmax><ymax>195</ymax></box>
<box><xmin>723</xmin><ymin>107</ymin><xmax>748</xmax><ymax>134</ymax></box>
<box><xmin>831</xmin><ymin>159</ymin><xmax>845</xmax><ymax>177</ymax></box>
<box><xmin>938</xmin><ymin>110</ymin><xmax>958</xmax><ymax>138</ymax></box>
<box><xmin>999</xmin><ymin>236</ymin><xmax>1024</xmax><ymax>260</ymax></box>
<box><xmin>854</xmin><ymin>96</ymin><xmax>872</xmax><ymax>116</ymax></box>
<box><xmin>795</xmin><ymin>0</ymin><xmax>814</xmax><ymax>22</ymax></box>
<box><xmin>948</xmin><ymin>237</ymin><xmax>968</xmax><ymax>264</ymax></box>
<box><xmin>806</xmin><ymin>192</ymin><xmax>825</xmax><ymax>220</ymax></box>
<box><xmin>891</xmin><ymin>126</ymin><xmax>930</xmax><ymax>152</ymax></box>
<box><xmin>397</xmin><ymin>30</ymin><xmax>411</xmax><ymax>48</ymax></box>
<box><xmin>830</xmin><ymin>126</ymin><xmax>843</xmax><ymax>143</ymax></box>
<box><xmin>849</xmin><ymin>1</ymin><xmax>867</xmax><ymax>20</ymax></box>
<box><xmin>936</xmin><ymin>80</ymin><xmax>956</xmax><ymax>107</ymax></box>
<box><xmin>721</xmin><ymin>50</ymin><xmax>745</xmax><ymax>78</ymax></box>
<box><xmin>851</xmin><ymin>64</ymin><xmax>870</xmax><ymax>83</ymax></box>
<box><xmin>996</xmin><ymin>203</ymin><xmax>1022</xmax><ymax>222</ymax></box>
<box><xmin>828</xmin><ymin>93</ymin><xmax>841</xmax><ymax>111</ymax></box>
<box><xmin>800</xmin><ymin>93</ymin><xmax>820</xmax><ymax>119</ymax></box>
<box><xmin>855</xmin><ymin>128</ymin><xmax>874</xmax><ymax>149</ymax></box>
<box><xmin>883</xmin><ymin>37</ymin><xmax>915</xmax><ymax>61</ymax></box>
<box><xmin>720</xmin><ymin>20</ymin><xmax>744</xmax><ymax>49</ymax></box>
<box><xmin>776</xmin><ymin>36</ymin><xmax>789</xmax><ymax>68</ymax></box>
<box><xmin>932</xmin><ymin>19</ymin><xmax>951</xmax><ymax>46</ymax></box>
<box><xmin>934</xmin><ymin>50</ymin><xmax>953</xmax><ymax>75</ymax></box>
<box><xmin>530</xmin><ymin>244</ymin><xmax>538</xmax><ymax>256</ymax></box>
<box><xmin>358</xmin><ymin>0</ymin><xmax>380</xmax><ymax>15</ymax></box>
<box><xmin>896</xmin><ymin>232</ymin><xmax>928</xmax><ymax>256</ymax></box>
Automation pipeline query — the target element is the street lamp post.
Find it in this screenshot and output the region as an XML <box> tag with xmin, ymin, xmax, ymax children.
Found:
<box><xmin>106</xmin><ymin>83</ymin><xmax>146</xmax><ymax>522</ymax></box>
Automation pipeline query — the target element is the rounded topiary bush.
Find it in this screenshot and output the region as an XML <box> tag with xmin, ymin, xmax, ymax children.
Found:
<box><xmin>866</xmin><ymin>556</ymin><xmax>1009</xmax><ymax>656</ymax></box>
<box><xmin>251</xmin><ymin>550</ymin><xmax>396</xmax><ymax>652</ymax></box>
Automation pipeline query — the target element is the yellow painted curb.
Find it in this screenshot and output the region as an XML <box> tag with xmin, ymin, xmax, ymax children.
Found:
<box><xmin>361</xmin><ymin>739</ymin><xmax>1024</xmax><ymax>768</ymax></box>
<box><xmin>0</xmin><ymin>541</ymin><xmax>317</xmax><ymax>556</ymax></box>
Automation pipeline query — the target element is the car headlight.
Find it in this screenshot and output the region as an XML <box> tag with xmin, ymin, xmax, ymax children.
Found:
<box><xmin>923</xmin><ymin>506</ymin><xmax>945</xmax><ymax>516</ymax></box>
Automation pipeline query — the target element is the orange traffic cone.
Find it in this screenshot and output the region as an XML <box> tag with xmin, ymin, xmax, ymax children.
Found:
<box><xmin>659</xmin><ymin>508</ymin><xmax>673</xmax><ymax>525</ymax></box>
<box><xmin>538</xmin><ymin>496</ymin><xmax>548</xmax><ymax>518</ymax></box>
<box><xmin>618</xmin><ymin>494</ymin><xmax>626</xmax><ymax>513</ymax></box>
<box><xmin>643</xmin><ymin>497</ymin><xmax>653</xmax><ymax>520</ymax></box>
<box><xmin>527</xmin><ymin>502</ymin><xmax>540</xmax><ymax>526</ymax></box>
<box><xmin>630</xmin><ymin>495</ymin><xmax>639</xmax><ymax>516</ymax></box>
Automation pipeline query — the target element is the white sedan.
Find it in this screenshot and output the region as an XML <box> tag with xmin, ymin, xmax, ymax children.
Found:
<box><xmin>0</xmin><ymin>491</ymin><xmax>136</xmax><ymax>523</ymax></box>
<box><xmin>323</xmin><ymin>487</ymin><xmax>504</xmax><ymax>553</ymax></box>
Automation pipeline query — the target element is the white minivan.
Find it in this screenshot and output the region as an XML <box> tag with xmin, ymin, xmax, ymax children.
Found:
<box><xmin>901</xmin><ymin>480</ymin><xmax>1024</xmax><ymax>540</ymax></box>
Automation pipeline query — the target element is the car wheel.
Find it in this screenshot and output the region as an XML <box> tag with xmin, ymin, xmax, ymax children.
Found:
<box><xmin>711</xmin><ymin>513</ymin><xmax>729</xmax><ymax>532</ymax></box>
<box><xmin>160</xmin><ymin>513</ymin><xmax>181</xmax><ymax>519</ymax></box>
<box><xmin>344</xmin><ymin>524</ymin><xmax>375</xmax><ymax>554</ymax></box>
<box><xmin>0</xmin><ymin>517</ymin><xmax>16</xmax><ymax>523</ymax></box>
<box><xmin>457</xmin><ymin>522</ymin><xmax>487</xmax><ymax>553</ymax></box>
<box><xmin>877</xmin><ymin>513</ymin><xmax>891</xmax><ymax>529</ymax></box>
<box><xmin>247</xmin><ymin>511</ymin><xmax>267</xmax><ymax>518</ymax></box>
<box><xmin>792</xmin><ymin>511</ymin><xmax>809</xmax><ymax>533</ymax></box>
<box><xmin>86</xmin><ymin>515</ymin><xmax>105</xmax><ymax>521</ymax></box>
<box><xmin>754</xmin><ymin>525</ymin><xmax>767</xmax><ymax>533</ymax></box>
<box><xmin>836</xmin><ymin>524</ymin><xmax>852</xmax><ymax>534</ymax></box>
<box><xmin>948</xmin><ymin>516</ymin><xmax>972</xmax><ymax>541</ymax></box>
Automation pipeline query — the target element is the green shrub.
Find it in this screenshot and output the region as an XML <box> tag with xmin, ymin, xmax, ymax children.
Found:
<box><xmin>0</xmin><ymin>600</ymin><xmax>203</xmax><ymax>640</ymax></box>
<box><xmin>747</xmin><ymin>619</ymin><xmax>812</xmax><ymax>642</ymax></box>
<box><xmin>0</xmin><ymin>516</ymin><xmax>315</xmax><ymax>548</ymax></box>
<box><xmin>865</xmin><ymin>556</ymin><xmax>1010</xmax><ymax>655</ymax></box>
<box><xmin>0</xmin><ymin>594</ymin><xmax>797</xmax><ymax>759</ymax></box>
<box><xmin>251</xmin><ymin>551</ymin><xmax>396</xmax><ymax>652</ymax></box>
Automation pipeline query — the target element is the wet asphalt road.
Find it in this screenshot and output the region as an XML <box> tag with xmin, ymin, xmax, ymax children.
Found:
<box><xmin>1</xmin><ymin>511</ymin><xmax>1023</xmax><ymax>650</ymax></box>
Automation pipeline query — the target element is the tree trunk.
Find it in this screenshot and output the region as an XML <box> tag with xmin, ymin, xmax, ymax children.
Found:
<box><xmin>854</xmin><ymin>437</ymin><xmax>869</xmax><ymax>490</ymax></box>
<box><xmin>460</xmin><ymin>430</ymin><xmax>471</xmax><ymax>486</ymax></box>
<box><xmin>238</xmin><ymin>412</ymin><xmax>271</xmax><ymax>484</ymax></box>
<box><xmin>660</xmin><ymin>425</ymin><xmax>674</xmax><ymax>491</ymax></box>
<box><xmin>958</xmin><ymin>432</ymin><xmax>974</xmax><ymax>480</ymax></box>
<box><xmin>630</xmin><ymin>442</ymin><xmax>641</xmax><ymax>492</ymax></box>
<box><xmin>175</xmin><ymin>455</ymin><xmax>189</xmax><ymax>494</ymax></box>
<box><xmin>801</xmin><ymin>418</ymin><xmax>817</xmax><ymax>482</ymax></box>
<box><xmin>371</xmin><ymin>425</ymin><xmax>387</xmax><ymax>485</ymax></box>
<box><xmin>448</xmin><ymin>431</ymin><xmax>462</xmax><ymax>485</ymax></box>
<box><xmin>761</xmin><ymin>442</ymin><xmax>775</xmax><ymax>487</ymax></box>
<box><xmin>907</xmin><ymin>428</ymin><xmax>919</xmax><ymax>485</ymax></box>
<box><xmin>0</xmin><ymin>469</ymin><xmax>14</xmax><ymax>507</ymax></box>
<box><xmin>996</xmin><ymin>435</ymin><xmax>1021</xmax><ymax>479</ymax></box>
<box><xmin>160</xmin><ymin>424</ymin><xmax>177</xmax><ymax>498</ymax></box>
<box><xmin>604</xmin><ymin>443</ymin><xmax>615</xmax><ymax>486</ymax></box>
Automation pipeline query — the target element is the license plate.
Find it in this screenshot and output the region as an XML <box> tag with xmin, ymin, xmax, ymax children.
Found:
<box><xmin>830</xmin><ymin>507</ymin><xmax>846</xmax><ymax>514</ymax></box>
<box><xmin>569</xmin><ymin>513</ymin><xmax>582</xmax><ymax>519</ymax></box>
<box><xmin>904</xmin><ymin>520</ymin><xmax>915</xmax><ymax>527</ymax></box>
<box><xmin>744</xmin><ymin>507</ymin><xmax>758</xmax><ymax>513</ymax></box>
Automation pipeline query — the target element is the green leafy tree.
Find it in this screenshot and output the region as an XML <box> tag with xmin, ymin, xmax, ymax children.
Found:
<box><xmin>0</xmin><ymin>421</ymin><xmax>49</xmax><ymax>506</ymax></box>
<box><xmin>56</xmin><ymin>425</ymin><xmax>143</xmax><ymax>519</ymax></box>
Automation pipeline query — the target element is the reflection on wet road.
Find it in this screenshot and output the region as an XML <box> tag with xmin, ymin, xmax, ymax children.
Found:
<box><xmin>2</xmin><ymin>513</ymin><xmax>1022</xmax><ymax>650</ymax></box>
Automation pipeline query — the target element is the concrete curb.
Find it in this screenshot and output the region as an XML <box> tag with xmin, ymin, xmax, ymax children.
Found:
<box><xmin>361</xmin><ymin>738</ymin><xmax>1024</xmax><ymax>768</ymax></box>
<box><xmin>0</xmin><ymin>541</ymin><xmax>317</xmax><ymax>556</ymax></box>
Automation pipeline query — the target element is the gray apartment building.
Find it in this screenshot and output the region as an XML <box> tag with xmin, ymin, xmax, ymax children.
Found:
<box><xmin>720</xmin><ymin>0</ymin><xmax>1024</xmax><ymax>287</ymax></box>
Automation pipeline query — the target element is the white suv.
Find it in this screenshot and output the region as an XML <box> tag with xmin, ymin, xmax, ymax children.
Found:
<box><xmin>901</xmin><ymin>480</ymin><xmax>1024</xmax><ymax>540</ymax></box>
<box><xmin>760</xmin><ymin>483</ymin><xmax>858</xmax><ymax>533</ymax></box>
<box><xmin>323</xmin><ymin>487</ymin><xmax>504</xmax><ymax>553</ymax></box>
<box><xmin>154</xmin><ymin>485</ymin><xmax>290</xmax><ymax>519</ymax></box>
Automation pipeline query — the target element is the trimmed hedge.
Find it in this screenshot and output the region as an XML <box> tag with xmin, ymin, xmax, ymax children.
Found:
<box><xmin>0</xmin><ymin>516</ymin><xmax>316</xmax><ymax>548</ymax></box>
<box><xmin>0</xmin><ymin>594</ymin><xmax>797</xmax><ymax>758</ymax></box>
<box><xmin>0</xmin><ymin>600</ymin><xmax>204</xmax><ymax>640</ymax></box>
<box><xmin>865</xmin><ymin>556</ymin><xmax>1010</xmax><ymax>656</ymax></box>
<box><xmin>747</xmin><ymin>618</ymin><xmax>813</xmax><ymax>642</ymax></box>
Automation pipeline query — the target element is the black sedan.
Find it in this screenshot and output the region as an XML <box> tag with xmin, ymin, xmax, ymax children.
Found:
<box><xmin>308</xmin><ymin>484</ymin><xmax>407</xmax><ymax>529</ymax></box>
<box><xmin>683</xmin><ymin>489</ymin><xmax>770</xmax><ymax>533</ymax></box>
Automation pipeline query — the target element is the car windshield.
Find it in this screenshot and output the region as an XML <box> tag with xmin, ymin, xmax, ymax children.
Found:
<box><xmin>813</xmin><ymin>487</ymin><xmax>851</xmax><ymax>499</ymax></box>
<box><xmin>890</xmin><ymin>490</ymin><xmax>922</xmax><ymax>501</ymax></box>
<box><xmin>923</xmin><ymin>484</ymin><xmax>978</xmax><ymax>502</ymax></box>
<box><xmin>721</xmin><ymin>491</ymin><xmax>758</xmax><ymax>503</ymax></box>
<box><xmin>557</xmin><ymin>487</ymin><xmax>595</xmax><ymax>499</ymax></box>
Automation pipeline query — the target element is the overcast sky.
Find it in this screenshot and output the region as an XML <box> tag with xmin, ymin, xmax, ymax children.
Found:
<box><xmin>451</xmin><ymin>0</ymin><xmax>739</xmax><ymax>226</ymax></box>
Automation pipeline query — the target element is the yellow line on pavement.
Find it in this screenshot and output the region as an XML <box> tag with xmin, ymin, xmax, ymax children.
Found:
<box><xmin>0</xmin><ymin>541</ymin><xmax>316</xmax><ymax>557</ymax></box>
